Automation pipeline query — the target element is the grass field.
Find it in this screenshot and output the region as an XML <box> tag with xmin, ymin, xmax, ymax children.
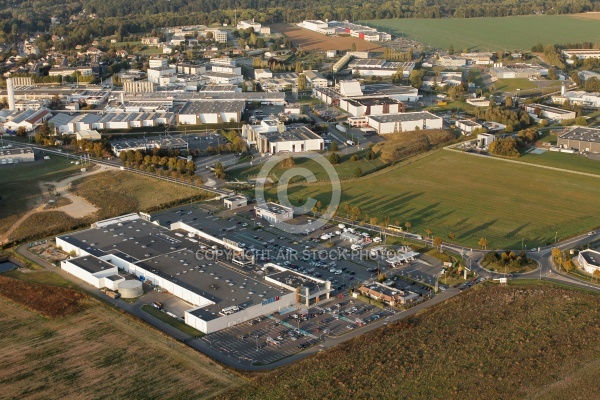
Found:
<box><xmin>271</xmin><ymin>23</ymin><xmax>385</xmax><ymax>52</ymax></box>
<box><xmin>493</xmin><ymin>78</ymin><xmax>538</xmax><ymax>92</ymax></box>
<box><xmin>0</xmin><ymin>294</ymin><xmax>242</xmax><ymax>398</ymax></box>
<box><xmin>229</xmin><ymin>152</ymin><xmax>386</xmax><ymax>182</ymax></box>
<box><xmin>222</xmin><ymin>283</ymin><xmax>600</xmax><ymax>399</ymax></box>
<box><xmin>361</xmin><ymin>14</ymin><xmax>600</xmax><ymax>51</ymax></box>
<box><xmin>142</xmin><ymin>304</ymin><xmax>204</xmax><ymax>337</ymax></box>
<box><xmin>0</xmin><ymin>158</ymin><xmax>81</xmax><ymax>233</ymax></box>
<box><xmin>262</xmin><ymin>150</ymin><xmax>600</xmax><ymax>248</ymax></box>
<box><xmin>3</xmin><ymin>269</ymin><xmax>77</xmax><ymax>289</ymax></box>
<box><xmin>519</xmin><ymin>151</ymin><xmax>600</xmax><ymax>176</ymax></box>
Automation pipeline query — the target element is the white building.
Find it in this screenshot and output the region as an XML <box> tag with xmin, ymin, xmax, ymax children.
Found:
<box><xmin>339</xmin><ymin>97</ymin><xmax>404</xmax><ymax>117</ymax></box>
<box><xmin>367</xmin><ymin>111</ymin><xmax>443</xmax><ymax>134</ymax></box>
<box><xmin>237</xmin><ymin>19</ymin><xmax>261</xmax><ymax>32</ymax></box>
<box><xmin>302</xmin><ymin>70</ymin><xmax>328</xmax><ymax>88</ymax></box>
<box><xmin>577</xmin><ymin>249</ymin><xmax>600</xmax><ymax>274</ymax></box>
<box><xmin>438</xmin><ymin>55</ymin><xmax>466</xmax><ymax>67</ymax></box>
<box><xmin>562</xmin><ymin>49</ymin><xmax>600</xmax><ymax>63</ymax></box>
<box><xmin>0</xmin><ymin>147</ymin><xmax>35</xmax><ymax>164</ymax></box>
<box><xmin>224</xmin><ymin>195</ymin><xmax>248</xmax><ymax>210</ymax></box>
<box><xmin>466</xmin><ymin>98</ymin><xmax>490</xmax><ymax>107</ymax></box>
<box><xmin>456</xmin><ymin>119</ymin><xmax>483</xmax><ymax>134</ymax></box>
<box><xmin>525</xmin><ymin>103</ymin><xmax>576</xmax><ymax>121</ymax></box>
<box><xmin>242</xmin><ymin>119</ymin><xmax>324</xmax><ymax>154</ymax></box>
<box><xmin>254</xmin><ymin>202</ymin><xmax>294</xmax><ymax>224</ymax></box>
<box><xmin>349</xmin><ymin>59</ymin><xmax>415</xmax><ymax>78</ymax></box>
<box><xmin>254</xmin><ymin>69</ymin><xmax>273</xmax><ymax>79</ymax></box>
<box><xmin>148</xmin><ymin>58</ymin><xmax>168</xmax><ymax>69</ymax></box>
<box><xmin>177</xmin><ymin>100</ymin><xmax>245</xmax><ymax>124</ymax></box>
<box><xmin>477</xmin><ymin>133</ymin><xmax>496</xmax><ymax>148</ymax></box>
<box><xmin>299</xmin><ymin>20</ymin><xmax>333</xmax><ymax>34</ymax></box>
<box><xmin>551</xmin><ymin>90</ymin><xmax>600</xmax><ymax>108</ymax></box>
<box><xmin>147</xmin><ymin>66</ymin><xmax>176</xmax><ymax>84</ymax></box>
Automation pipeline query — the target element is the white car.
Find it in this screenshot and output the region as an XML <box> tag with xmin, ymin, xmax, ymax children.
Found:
<box><xmin>338</xmin><ymin>224</ymin><xmax>346</xmax><ymax>229</ymax></box>
<box><xmin>373</xmin><ymin>237</ymin><xmax>382</xmax><ymax>243</ymax></box>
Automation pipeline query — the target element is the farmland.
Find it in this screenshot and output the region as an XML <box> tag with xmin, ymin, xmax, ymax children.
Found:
<box><xmin>222</xmin><ymin>283</ymin><xmax>600</xmax><ymax>400</ymax></box>
<box><xmin>271</xmin><ymin>23</ymin><xmax>385</xmax><ymax>52</ymax></box>
<box><xmin>361</xmin><ymin>14</ymin><xmax>600</xmax><ymax>51</ymax></box>
<box><xmin>261</xmin><ymin>150</ymin><xmax>600</xmax><ymax>248</ymax></box>
<box><xmin>0</xmin><ymin>275</ymin><xmax>243</xmax><ymax>399</ymax></box>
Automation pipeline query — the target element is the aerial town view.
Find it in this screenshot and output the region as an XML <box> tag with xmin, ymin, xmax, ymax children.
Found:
<box><xmin>1</xmin><ymin>1</ymin><xmax>600</xmax><ymax>398</ymax></box>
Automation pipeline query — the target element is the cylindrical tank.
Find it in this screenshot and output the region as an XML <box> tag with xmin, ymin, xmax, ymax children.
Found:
<box><xmin>118</xmin><ymin>280</ymin><xmax>144</xmax><ymax>298</ymax></box>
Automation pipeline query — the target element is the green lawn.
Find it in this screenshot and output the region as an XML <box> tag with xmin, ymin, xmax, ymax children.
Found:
<box><xmin>229</xmin><ymin>152</ymin><xmax>386</xmax><ymax>181</ymax></box>
<box><xmin>141</xmin><ymin>305</ymin><xmax>204</xmax><ymax>337</ymax></box>
<box><xmin>262</xmin><ymin>150</ymin><xmax>600</xmax><ymax>249</ymax></box>
<box><xmin>425</xmin><ymin>100</ymin><xmax>477</xmax><ymax>114</ymax></box>
<box><xmin>361</xmin><ymin>15</ymin><xmax>600</xmax><ymax>51</ymax></box>
<box><xmin>493</xmin><ymin>78</ymin><xmax>538</xmax><ymax>92</ymax></box>
<box><xmin>518</xmin><ymin>151</ymin><xmax>600</xmax><ymax>176</ymax></box>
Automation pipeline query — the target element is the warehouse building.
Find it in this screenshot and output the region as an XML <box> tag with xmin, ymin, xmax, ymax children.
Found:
<box><xmin>110</xmin><ymin>136</ymin><xmax>188</xmax><ymax>156</ymax></box>
<box><xmin>348</xmin><ymin>59</ymin><xmax>415</xmax><ymax>78</ymax></box>
<box><xmin>177</xmin><ymin>100</ymin><xmax>245</xmax><ymax>124</ymax></box>
<box><xmin>525</xmin><ymin>103</ymin><xmax>576</xmax><ymax>121</ymax></box>
<box><xmin>367</xmin><ymin>111</ymin><xmax>443</xmax><ymax>134</ymax></box>
<box><xmin>490</xmin><ymin>63</ymin><xmax>548</xmax><ymax>79</ymax></box>
<box><xmin>551</xmin><ymin>90</ymin><xmax>600</xmax><ymax>108</ymax></box>
<box><xmin>562</xmin><ymin>49</ymin><xmax>600</xmax><ymax>62</ymax></box>
<box><xmin>57</xmin><ymin>213</ymin><xmax>330</xmax><ymax>334</ymax></box>
<box><xmin>557</xmin><ymin>126</ymin><xmax>600</xmax><ymax>153</ymax></box>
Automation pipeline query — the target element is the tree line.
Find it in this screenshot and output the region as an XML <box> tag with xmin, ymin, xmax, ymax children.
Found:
<box><xmin>119</xmin><ymin>149</ymin><xmax>198</xmax><ymax>177</ymax></box>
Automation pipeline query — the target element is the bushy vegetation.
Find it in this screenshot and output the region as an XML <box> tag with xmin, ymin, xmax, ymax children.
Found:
<box><xmin>222</xmin><ymin>284</ymin><xmax>600</xmax><ymax>399</ymax></box>
<box><xmin>489</xmin><ymin>127</ymin><xmax>538</xmax><ymax>158</ymax></box>
<box><xmin>372</xmin><ymin>129</ymin><xmax>454</xmax><ymax>163</ymax></box>
<box><xmin>482</xmin><ymin>250</ymin><xmax>535</xmax><ymax>273</ymax></box>
<box><xmin>0</xmin><ymin>275</ymin><xmax>90</xmax><ymax>318</ymax></box>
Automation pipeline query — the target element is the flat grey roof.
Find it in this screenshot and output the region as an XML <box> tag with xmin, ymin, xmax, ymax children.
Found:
<box><xmin>580</xmin><ymin>250</ymin><xmax>600</xmax><ymax>267</ymax></box>
<box><xmin>457</xmin><ymin>119</ymin><xmax>480</xmax><ymax>127</ymax></box>
<box><xmin>267</xmin><ymin>270</ymin><xmax>320</xmax><ymax>291</ymax></box>
<box><xmin>528</xmin><ymin>103</ymin><xmax>574</xmax><ymax>115</ymax></box>
<box><xmin>559</xmin><ymin>126</ymin><xmax>600</xmax><ymax>143</ymax></box>
<box><xmin>345</xmin><ymin>97</ymin><xmax>401</xmax><ymax>107</ymax></box>
<box><xmin>178</xmin><ymin>100</ymin><xmax>245</xmax><ymax>115</ymax></box>
<box><xmin>264</xmin><ymin>125</ymin><xmax>322</xmax><ymax>142</ymax></box>
<box><xmin>369</xmin><ymin>112</ymin><xmax>441</xmax><ymax>123</ymax></box>
<box><xmin>69</xmin><ymin>256</ymin><xmax>115</xmax><ymax>274</ymax></box>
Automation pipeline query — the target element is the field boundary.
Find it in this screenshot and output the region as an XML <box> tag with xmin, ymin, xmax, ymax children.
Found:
<box><xmin>444</xmin><ymin>147</ymin><xmax>600</xmax><ymax>179</ymax></box>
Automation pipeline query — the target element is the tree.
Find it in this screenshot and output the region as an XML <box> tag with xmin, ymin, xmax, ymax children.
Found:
<box><xmin>297</xmin><ymin>73</ymin><xmax>307</xmax><ymax>90</ymax></box>
<box><xmin>408</xmin><ymin>69</ymin><xmax>425</xmax><ymax>89</ymax></box>
<box><xmin>594</xmin><ymin>269</ymin><xmax>600</xmax><ymax>282</ymax></box>
<box><xmin>505</xmin><ymin>96</ymin><xmax>513</xmax><ymax>108</ymax></box>
<box><xmin>448</xmin><ymin>232</ymin><xmax>456</xmax><ymax>240</ymax></box>
<box><xmin>404</xmin><ymin>221</ymin><xmax>411</xmax><ymax>232</ymax></box>
<box><xmin>331</xmin><ymin>141</ymin><xmax>338</xmax><ymax>151</ymax></box>
<box><xmin>16</xmin><ymin>126</ymin><xmax>27</xmax><ymax>137</ymax></box>
<box><xmin>478</xmin><ymin>237</ymin><xmax>488</xmax><ymax>250</ymax></box>
<box><xmin>344</xmin><ymin>203</ymin><xmax>351</xmax><ymax>218</ymax></box>
<box><xmin>353</xmin><ymin>167</ymin><xmax>362</xmax><ymax>178</ymax></box>
<box><xmin>328</xmin><ymin>152</ymin><xmax>340</xmax><ymax>165</ymax></box>
<box><xmin>214</xmin><ymin>162</ymin><xmax>226</xmax><ymax>179</ymax></box>
<box><xmin>433</xmin><ymin>236</ymin><xmax>443</xmax><ymax>250</ymax></box>
<box><xmin>448</xmin><ymin>43</ymin><xmax>455</xmax><ymax>55</ymax></box>
<box><xmin>425</xmin><ymin>228</ymin><xmax>433</xmax><ymax>238</ymax></box>
<box><xmin>548</xmin><ymin>66</ymin><xmax>558</xmax><ymax>81</ymax></box>
<box><xmin>311</xmin><ymin>206</ymin><xmax>318</xmax><ymax>217</ymax></box>
<box><xmin>551</xmin><ymin>247</ymin><xmax>562</xmax><ymax>268</ymax></box>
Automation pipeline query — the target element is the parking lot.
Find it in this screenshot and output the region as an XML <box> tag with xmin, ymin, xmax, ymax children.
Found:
<box><xmin>200</xmin><ymin>296</ymin><xmax>396</xmax><ymax>365</ymax></box>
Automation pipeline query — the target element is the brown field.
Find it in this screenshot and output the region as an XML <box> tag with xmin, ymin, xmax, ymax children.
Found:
<box><xmin>271</xmin><ymin>23</ymin><xmax>385</xmax><ymax>52</ymax></box>
<box><xmin>0</xmin><ymin>275</ymin><xmax>90</xmax><ymax>318</ymax></box>
<box><xmin>571</xmin><ymin>12</ymin><xmax>600</xmax><ymax>20</ymax></box>
<box><xmin>0</xmin><ymin>287</ymin><xmax>243</xmax><ymax>398</ymax></box>
<box><xmin>222</xmin><ymin>283</ymin><xmax>600</xmax><ymax>399</ymax></box>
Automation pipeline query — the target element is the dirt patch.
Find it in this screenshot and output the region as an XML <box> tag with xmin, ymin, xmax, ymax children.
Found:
<box><xmin>0</xmin><ymin>275</ymin><xmax>90</xmax><ymax>318</ymax></box>
<box><xmin>271</xmin><ymin>23</ymin><xmax>385</xmax><ymax>52</ymax></box>
<box><xmin>9</xmin><ymin>211</ymin><xmax>84</xmax><ymax>243</ymax></box>
<box><xmin>571</xmin><ymin>12</ymin><xmax>600</xmax><ymax>20</ymax></box>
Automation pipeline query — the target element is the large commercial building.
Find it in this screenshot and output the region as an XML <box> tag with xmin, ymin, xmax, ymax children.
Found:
<box><xmin>110</xmin><ymin>136</ymin><xmax>188</xmax><ymax>156</ymax></box>
<box><xmin>525</xmin><ymin>103</ymin><xmax>576</xmax><ymax>121</ymax></box>
<box><xmin>177</xmin><ymin>100</ymin><xmax>245</xmax><ymax>124</ymax></box>
<box><xmin>557</xmin><ymin>126</ymin><xmax>600</xmax><ymax>153</ymax></box>
<box><xmin>562</xmin><ymin>49</ymin><xmax>600</xmax><ymax>63</ymax></box>
<box><xmin>57</xmin><ymin>213</ymin><xmax>330</xmax><ymax>334</ymax></box>
<box><xmin>551</xmin><ymin>90</ymin><xmax>600</xmax><ymax>108</ymax></box>
<box><xmin>314</xmin><ymin>81</ymin><xmax>420</xmax><ymax>106</ymax></box>
<box><xmin>367</xmin><ymin>111</ymin><xmax>443</xmax><ymax>134</ymax></box>
<box><xmin>242</xmin><ymin>119</ymin><xmax>324</xmax><ymax>154</ymax></box>
<box><xmin>254</xmin><ymin>202</ymin><xmax>294</xmax><ymax>224</ymax></box>
<box><xmin>348</xmin><ymin>59</ymin><xmax>414</xmax><ymax>78</ymax></box>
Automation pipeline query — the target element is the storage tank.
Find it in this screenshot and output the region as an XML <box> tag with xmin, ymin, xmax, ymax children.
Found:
<box><xmin>118</xmin><ymin>280</ymin><xmax>143</xmax><ymax>298</ymax></box>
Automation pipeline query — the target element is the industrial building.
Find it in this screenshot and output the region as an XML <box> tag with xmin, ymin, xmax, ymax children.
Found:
<box><xmin>299</xmin><ymin>20</ymin><xmax>391</xmax><ymax>41</ymax></box>
<box><xmin>437</xmin><ymin>55</ymin><xmax>467</xmax><ymax>68</ymax></box>
<box><xmin>525</xmin><ymin>103</ymin><xmax>576</xmax><ymax>121</ymax></box>
<box><xmin>254</xmin><ymin>202</ymin><xmax>294</xmax><ymax>224</ymax></box>
<box><xmin>110</xmin><ymin>136</ymin><xmax>188</xmax><ymax>156</ymax></box>
<box><xmin>456</xmin><ymin>119</ymin><xmax>483</xmax><ymax>134</ymax></box>
<box><xmin>367</xmin><ymin>111</ymin><xmax>443</xmax><ymax>134</ymax></box>
<box><xmin>314</xmin><ymin>81</ymin><xmax>420</xmax><ymax>106</ymax></box>
<box><xmin>57</xmin><ymin>213</ymin><xmax>330</xmax><ymax>334</ymax></box>
<box><xmin>551</xmin><ymin>90</ymin><xmax>600</xmax><ymax>108</ymax></box>
<box><xmin>177</xmin><ymin>100</ymin><xmax>245</xmax><ymax>124</ymax></box>
<box><xmin>348</xmin><ymin>59</ymin><xmax>414</xmax><ymax>78</ymax></box>
<box><xmin>557</xmin><ymin>126</ymin><xmax>600</xmax><ymax>153</ymax></box>
<box><xmin>48</xmin><ymin>111</ymin><xmax>175</xmax><ymax>134</ymax></box>
<box><xmin>562</xmin><ymin>49</ymin><xmax>600</xmax><ymax>62</ymax></box>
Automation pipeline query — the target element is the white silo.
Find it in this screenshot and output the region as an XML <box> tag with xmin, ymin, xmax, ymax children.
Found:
<box><xmin>6</xmin><ymin>78</ymin><xmax>15</xmax><ymax>111</ymax></box>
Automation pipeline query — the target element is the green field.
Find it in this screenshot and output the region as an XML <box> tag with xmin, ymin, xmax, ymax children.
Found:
<box><xmin>141</xmin><ymin>305</ymin><xmax>204</xmax><ymax>337</ymax></box>
<box><xmin>519</xmin><ymin>151</ymin><xmax>600</xmax><ymax>176</ymax></box>
<box><xmin>493</xmin><ymin>78</ymin><xmax>538</xmax><ymax>92</ymax></box>
<box><xmin>362</xmin><ymin>15</ymin><xmax>600</xmax><ymax>51</ymax></box>
<box><xmin>263</xmin><ymin>150</ymin><xmax>600</xmax><ymax>249</ymax></box>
